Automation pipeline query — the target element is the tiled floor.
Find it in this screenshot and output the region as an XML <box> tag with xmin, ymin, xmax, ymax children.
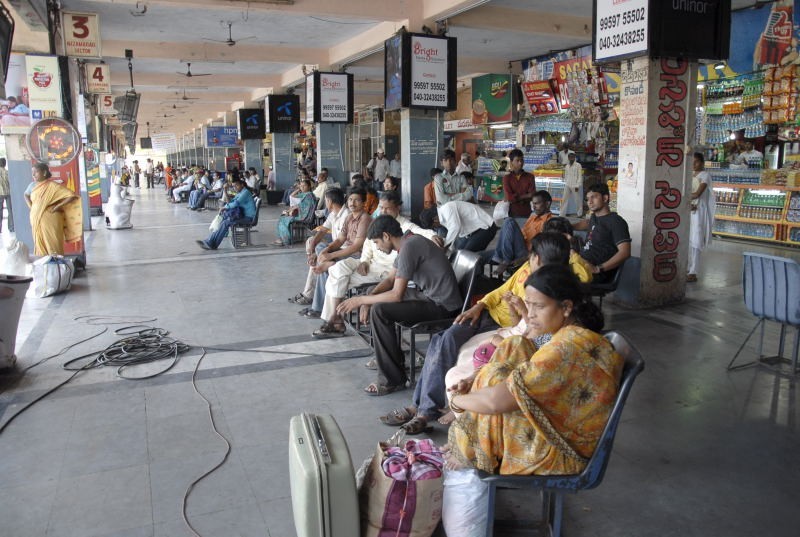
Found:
<box><xmin>1</xmin><ymin>186</ymin><xmax>799</xmax><ymax>536</ymax></box>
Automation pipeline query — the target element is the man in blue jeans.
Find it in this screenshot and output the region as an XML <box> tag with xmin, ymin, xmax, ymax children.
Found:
<box><xmin>197</xmin><ymin>179</ymin><xmax>256</xmax><ymax>250</ymax></box>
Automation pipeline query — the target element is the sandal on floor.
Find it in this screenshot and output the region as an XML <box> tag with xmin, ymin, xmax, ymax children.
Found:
<box><xmin>312</xmin><ymin>322</ymin><xmax>346</xmax><ymax>339</ymax></box>
<box><xmin>364</xmin><ymin>358</ymin><xmax>377</xmax><ymax>370</ymax></box>
<box><xmin>379</xmin><ymin>407</ymin><xmax>417</xmax><ymax>426</ymax></box>
<box><xmin>288</xmin><ymin>293</ymin><xmax>311</xmax><ymax>305</ymax></box>
<box><xmin>686</xmin><ymin>274</ymin><xmax>698</xmax><ymax>282</ymax></box>
<box><xmin>401</xmin><ymin>416</ymin><xmax>433</xmax><ymax>435</ymax></box>
<box><xmin>364</xmin><ymin>383</ymin><xmax>403</xmax><ymax>397</ymax></box>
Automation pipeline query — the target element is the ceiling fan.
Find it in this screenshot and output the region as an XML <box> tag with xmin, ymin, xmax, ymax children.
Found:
<box><xmin>172</xmin><ymin>88</ymin><xmax>200</xmax><ymax>101</ymax></box>
<box><xmin>203</xmin><ymin>22</ymin><xmax>256</xmax><ymax>47</ymax></box>
<box><xmin>176</xmin><ymin>63</ymin><xmax>211</xmax><ymax>78</ymax></box>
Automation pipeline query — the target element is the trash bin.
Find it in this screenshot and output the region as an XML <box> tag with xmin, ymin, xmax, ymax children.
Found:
<box><xmin>0</xmin><ymin>274</ymin><xmax>33</xmax><ymax>370</ymax></box>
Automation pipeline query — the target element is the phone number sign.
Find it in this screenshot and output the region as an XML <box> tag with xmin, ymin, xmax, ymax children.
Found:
<box><xmin>594</xmin><ymin>0</ymin><xmax>648</xmax><ymax>63</ymax></box>
<box><xmin>409</xmin><ymin>35</ymin><xmax>449</xmax><ymax>108</ymax></box>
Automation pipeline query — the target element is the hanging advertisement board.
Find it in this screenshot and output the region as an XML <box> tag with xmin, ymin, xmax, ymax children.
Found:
<box><xmin>266</xmin><ymin>95</ymin><xmax>300</xmax><ymax>133</ymax></box>
<box><xmin>205</xmin><ymin>126</ymin><xmax>238</xmax><ymax>148</ymax></box>
<box><xmin>471</xmin><ymin>74</ymin><xmax>512</xmax><ymax>124</ymax></box>
<box><xmin>593</xmin><ymin>0</ymin><xmax>648</xmax><ymax>63</ymax></box>
<box><xmin>408</xmin><ymin>34</ymin><xmax>456</xmax><ymax>110</ymax></box>
<box><xmin>238</xmin><ymin>108</ymin><xmax>265</xmax><ymax>139</ymax></box>
<box><xmin>61</xmin><ymin>12</ymin><xmax>102</xmax><ymax>58</ymax></box>
<box><xmin>85</xmin><ymin>63</ymin><xmax>110</xmax><ymax>94</ymax></box>
<box><xmin>1</xmin><ymin>53</ymin><xmax>31</xmax><ymax>134</ymax></box>
<box><xmin>151</xmin><ymin>133</ymin><xmax>177</xmax><ymax>153</ymax></box>
<box><xmin>25</xmin><ymin>54</ymin><xmax>62</xmax><ymax>121</ymax></box>
<box><xmin>307</xmin><ymin>71</ymin><xmax>353</xmax><ymax>123</ymax></box>
<box><xmin>521</xmin><ymin>80</ymin><xmax>561</xmax><ymax>116</ymax></box>
<box><xmin>384</xmin><ymin>32</ymin><xmax>404</xmax><ymax>111</ymax></box>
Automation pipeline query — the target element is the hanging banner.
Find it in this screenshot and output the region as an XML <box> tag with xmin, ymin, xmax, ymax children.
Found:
<box><xmin>84</xmin><ymin>146</ymin><xmax>102</xmax><ymax>212</ymax></box>
<box><xmin>384</xmin><ymin>32</ymin><xmax>404</xmax><ymax>111</ymax></box>
<box><xmin>1</xmin><ymin>52</ymin><xmax>31</xmax><ymax>134</ymax></box>
<box><xmin>151</xmin><ymin>132</ymin><xmax>177</xmax><ymax>153</ymax></box>
<box><xmin>266</xmin><ymin>95</ymin><xmax>300</xmax><ymax>133</ymax></box>
<box><xmin>408</xmin><ymin>34</ymin><xmax>456</xmax><ymax>110</ymax></box>
<box><xmin>593</xmin><ymin>0</ymin><xmax>648</xmax><ymax>63</ymax></box>
<box><xmin>305</xmin><ymin>73</ymin><xmax>315</xmax><ymax>122</ymax></box>
<box><xmin>471</xmin><ymin>74</ymin><xmax>512</xmax><ymax>124</ymax></box>
<box><xmin>237</xmin><ymin>108</ymin><xmax>265</xmax><ymax>139</ymax></box>
<box><xmin>205</xmin><ymin>126</ymin><xmax>238</xmax><ymax>148</ymax></box>
<box><xmin>317</xmin><ymin>72</ymin><xmax>353</xmax><ymax>123</ymax></box>
<box><xmin>85</xmin><ymin>63</ymin><xmax>110</xmax><ymax>94</ymax></box>
<box><xmin>553</xmin><ymin>56</ymin><xmax>592</xmax><ymax>109</ymax></box>
<box><xmin>62</xmin><ymin>12</ymin><xmax>102</xmax><ymax>58</ymax></box>
<box><xmin>521</xmin><ymin>80</ymin><xmax>560</xmax><ymax>116</ymax></box>
<box><xmin>25</xmin><ymin>54</ymin><xmax>63</xmax><ymax>121</ymax></box>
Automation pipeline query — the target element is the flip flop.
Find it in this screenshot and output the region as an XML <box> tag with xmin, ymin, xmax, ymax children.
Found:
<box><xmin>364</xmin><ymin>383</ymin><xmax>403</xmax><ymax>397</ymax></box>
<box><xmin>379</xmin><ymin>407</ymin><xmax>417</xmax><ymax>426</ymax></box>
<box><xmin>364</xmin><ymin>358</ymin><xmax>377</xmax><ymax>370</ymax></box>
<box><xmin>312</xmin><ymin>323</ymin><xmax>346</xmax><ymax>339</ymax></box>
<box><xmin>401</xmin><ymin>416</ymin><xmax>433</xmax><ymax>435</ymax></box>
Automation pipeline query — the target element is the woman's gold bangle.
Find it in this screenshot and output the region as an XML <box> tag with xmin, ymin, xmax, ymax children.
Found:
<box><xmin>449</xmin><ymin>395</ymin><xmax>465</xmax><ymax>414</ymax></box>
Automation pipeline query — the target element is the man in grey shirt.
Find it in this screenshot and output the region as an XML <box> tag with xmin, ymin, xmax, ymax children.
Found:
<box><xmin>338</xmin><ymin>215</ymin><xmax>462</xmax><ymax>395</ymax></box>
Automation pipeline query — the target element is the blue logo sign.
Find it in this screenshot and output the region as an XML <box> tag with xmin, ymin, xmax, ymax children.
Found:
<box><xmin>245</xmin><ymin>113</ymin><xmax>260</xmax><ymax>125</ymax></box>
<box><xmin>276</xmin><ymin>101</ymin><xmax>293</xmax><ymax>116</ymax></box>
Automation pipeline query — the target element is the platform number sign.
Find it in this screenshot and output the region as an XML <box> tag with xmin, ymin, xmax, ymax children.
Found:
<box><xmin>85</xmin><ymin>63</ymin><xmax>111</xmax><ymax>94</ymax></box>
<box><xmin>62</xmin><ymin>12</ymin><xmax>102</xmax><ymax>58</ymax></box>
<box><xmin>98</xmin><ymin>94</ymin><xmax>116</xmax><ymax>115</ymax></box>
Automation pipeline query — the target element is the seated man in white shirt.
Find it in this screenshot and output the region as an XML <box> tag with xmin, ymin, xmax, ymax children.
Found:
<box><xmin>428</xmin><ymin>200</ymin><xmax>497</xmax><ymax>252</ymax></box>
<box><xmin>314</xmin><ymin>190</ymin><xmax>442</xmax><ymax>338</ymax></box>
<box><xmin>735</xmin><ymin>142</ymin><xmax>763</xmax><ymax>166</ymax></box>
<box><xmin>172</xmin><ymin>170</ymin><xmax>197</xmax><ymax>202</ymax></box>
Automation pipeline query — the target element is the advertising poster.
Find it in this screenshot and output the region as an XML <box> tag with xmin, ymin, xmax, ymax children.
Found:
<box><xmin>305</xmin><ymin>73</ymin><xmax>315</xmax><ymax>122</ymax></box>
<box><xmin>384</xmin><ymin>33</ymin><xmax>404</xmax><ymax>111</ymax></box>
<box><xmin>266</xmin><ymin>95</ymin><xmax>300</xmax><ymax>133</ymax></box>
<box><xmin>151</xmin><ymin>133</ymin><xmax>177</xmax><ymax>153</ymax></box>
<box><xmin>238</xmin><ymin>108</ymin><xmax>265</xmax><ymax>139</ymax></box>
<box><xmin>62</xmin><ymin>12</ymin><xmax>102</xmax><ymax>58</ymax></box>
<box><xmin>521</xmin><ymin>80</ymin><xmax>560</xmax><ymax>116</ymax></box>
<box><xmin>1</xmin><ymin>53</ymin><xmax>31</xmax><ymax>134</ymax></box>
<box><xmin>553</xmin><ymin>56</ymin><xmax>592</xmax><ymax>109</ymax></box>
<box><xmin>593</xmin><ymin>0</ymin><xmax>649</xmax><ymax>63</ymax></box>
<box><xmin>85</xmin><ymin>63</ymin><xmax>111</xmax><ymax>94</ymax></box>
<box><xmin>471</xmin><ymin>74</ymin><xmax>512</xmax><ymax>124</ymax></box>
<box><xmin>205</xmin><ymin>126</ymin><xmax>238</xmax><ymax>147</ymax></box>
<box><xmin>409</xmin><ymin>35</ymin><xmax>450</xmax><ymax>108</ymax></box>
<box><xmin>84</xmin><ymin>146</ymin><xmax>102</xmax><ymax>211</ymax></box>
<box><xmin>319</xmin><ymin>72</ymin><xmax>351</xmax><ymax>123</ymax></box>
<box><xmin>25</xmin><ymin>54</ymin><xmax>63</xmax><ymax>121</ymax></box>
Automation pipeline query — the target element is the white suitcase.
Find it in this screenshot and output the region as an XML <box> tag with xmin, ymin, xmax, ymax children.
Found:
<box><xmin>289</xmin><ymin>413</ymin><xmax>359</xmax><ymax>537</ymax></box>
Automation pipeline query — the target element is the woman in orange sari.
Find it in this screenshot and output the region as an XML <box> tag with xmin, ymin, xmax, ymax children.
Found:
<box><xmin>24</xmin><ymin>163</ymin><xmax>82</xmax><ymax>256</ymax></box>
<box><xmin>446</xmin><ymin>264</ymin><xmax>623</xmax><ymax>476</ymax></box>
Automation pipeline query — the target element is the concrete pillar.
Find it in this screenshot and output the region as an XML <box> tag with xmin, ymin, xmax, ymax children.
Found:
<box><xmin>242</xmin><ymin>138</ymin><xmax>262</xmax><ymax>174</ymax></box>
<box><xmin>272</xmin><ymin>132</ymin><xmax>295</xmax><ymax>190</ymax></box>
<box><xmin>615</xmin><ymin>57</ymin><xmax>697</xmax><ymax>307</ymax></box>
<box><xmin>316</xmin><ymin>123</ymin><xmax>346</xmax><ymax>187</ymax></box>
<box><xmin>5</xmin><ymin>136</ymin><xmax>33</xmax><ymax>250</ymax></box>
<box><xmin>400</xmin><ymin>108</ymin><xmax>442</xmax><ymax>218</ymax></box>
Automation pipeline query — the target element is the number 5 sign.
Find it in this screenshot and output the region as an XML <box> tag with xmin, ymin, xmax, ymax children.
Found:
<box><xmin>97</xmin><ymin>94</ymin><xmax>116</xmax><ymax>115</ymax></box>
<box><xmin>85</xmin><ymin>63</ymin><xmax>110</xmax><ymax>94</ymax></box>
<box><xmin>62</xmin><ymin>12</ymin><xmax>102</xmax><ymax>58</ymax></box>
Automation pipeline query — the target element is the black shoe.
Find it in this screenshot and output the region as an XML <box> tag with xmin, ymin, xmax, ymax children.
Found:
<box><xmin>196</xmin><ymin>240</ymin><xmax>211</xmax><ymax>250</ymax></box>
<box><xmin>304</xmin><ymin>309</ymin><xmax>321</xmax><ymax>319</ymax></box>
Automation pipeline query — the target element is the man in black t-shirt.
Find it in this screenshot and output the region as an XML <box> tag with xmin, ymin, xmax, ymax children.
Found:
<box><xmin>573</xmin><ymin>183</ymin><xmax>631</xmax><ymax>283</ymax></box>
<box><xmin>337</xmin><ymin>216</ymin><xmax>463</xmax><ymax>395</ymax></box>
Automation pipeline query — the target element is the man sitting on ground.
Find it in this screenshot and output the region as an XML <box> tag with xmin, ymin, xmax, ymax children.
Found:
<box><xmin>573</xmin><ymin>183</ymin><xmax>631</xmax><ymax>282</ymax></box>
<box><xmin>197</xmin><ymin>179</ymin><xmax>256</xmax><ymax>250</ymax></box>
<box><xmin>337</xmin><ymin>216</ymin><xmax>463</xmax><ymax>396</ymax></box>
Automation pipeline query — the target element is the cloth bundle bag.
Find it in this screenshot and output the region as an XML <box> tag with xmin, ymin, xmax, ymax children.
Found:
<box><xmin>492</xmin><ymin>200</ymin><xmax>510</xmax><ymax>223</ymax></box>
<box><xmin>208</xmin><ymin>214</ymin><xmax>223</xmax><ymax>232</ymax></box>
<box><xmin>2</xmin><ymin>239</ymin><xmax>30</xmax><ymax>277</ymax></box>
<box><xmin>32</xmin><ymin>255</ymin><xmax>74</xmax><ymax>298</ymax></box>
<box><xmin>359</xmin><ymin>438</ymin><xmax>444</xmax><ymax>537</ymax></box>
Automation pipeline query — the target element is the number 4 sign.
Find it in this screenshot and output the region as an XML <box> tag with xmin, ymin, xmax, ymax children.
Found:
<box><xmin>62</xmin><ymin>12</ymin><xmax>102</xmax><ymax>58</ymax></box>
<box><xmin>85</xmin><ymin>63</ymin><xmax>110</xmax><ymax>94</ymax></box>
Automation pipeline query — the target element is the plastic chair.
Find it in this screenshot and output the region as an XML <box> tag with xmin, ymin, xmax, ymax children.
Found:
<box><xmin>588</xmin><ymin>258</ymin><xmax>626</xmax><ymax>309</ymax></box>
<box><xmin>393</xmin><ymin>249</ymin><xmax>482</xmax><ymax>387</ymax></box>
<box><xmin>728</xmin><ymin>252</ymin><xmax>800</xmax><ymax>375</ymax></box>
<box><xmin>479</xmin><ymin>330</ymin><xmax>645</xmax><ymax>537</ymax></box>
<box><xmin>230</xmin><ymin>197</ymin><xmax>261</xmax><ymax>249</ymax></box>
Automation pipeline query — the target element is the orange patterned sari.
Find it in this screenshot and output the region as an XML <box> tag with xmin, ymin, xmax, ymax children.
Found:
<box><xmin>448</xmin><ymin>326</ymin><xmax>623</xmax><ymax>475</ymax></box>
<box><xmin>29</xmin><ymin>180</ymin><xmax>82</xmax><ymax>256</ymax></box>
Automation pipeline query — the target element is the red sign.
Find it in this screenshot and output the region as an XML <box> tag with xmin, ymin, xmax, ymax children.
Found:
<box><xmin>521</xmin><ymin>80</ymin><xmax>560</xmax><ymax>115</ymax></box>
<box><xmin>552</xmin><ymin>56</ymin><xmax>592</xmax><ymax>108</ymax></box>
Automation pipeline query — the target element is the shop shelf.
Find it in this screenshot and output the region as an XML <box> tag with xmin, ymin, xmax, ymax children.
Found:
<box><xmin>715</xmin><ymin>215</ymin><xmax>783</xmax><ymax>224</ymax></box>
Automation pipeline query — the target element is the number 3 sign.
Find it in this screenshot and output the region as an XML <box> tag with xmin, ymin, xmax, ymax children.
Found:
<box><xmin>85</xmin><ymin>63</ymin><xmax>110</xmax><ymax>93</ymax></box>
<box><xmin>62</xmin><ymin>12</ymin><xmax>102</xmax><ymax>58</ymax></box>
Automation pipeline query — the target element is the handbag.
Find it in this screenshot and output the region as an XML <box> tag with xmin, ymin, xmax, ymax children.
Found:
<box><xmin>492</xmin><ymin>200</ymin><xmax>509</xmax><ymax>222</ymax></box>
<box><xmin>358</xmin><ymin>432</ymin><xmax>444</xmax><ymax>537</ymax></box>
<box><xmin>472</xmin><ymin>342</ymin><xmax>497</xmax><ymax>369</ymax></box>
<box><xmin>32</xmin><ymin>255</ymin><xmax>74</xmax><ymax>298</ymax></box>
<box><xmin>208</xmin><ymin>214</ymin><xmax>223</xmax><ymax>232</ymax></box>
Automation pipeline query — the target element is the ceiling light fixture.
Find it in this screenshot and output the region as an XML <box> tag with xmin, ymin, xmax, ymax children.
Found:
<box><xmin>713</xmin><ymin>62</ymin><xmax>726</xmax><ymax>71</ymax></box>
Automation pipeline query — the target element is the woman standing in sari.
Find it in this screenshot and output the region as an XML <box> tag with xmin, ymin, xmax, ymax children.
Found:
<box><xmin>446</xmin><ymin>264</ymin><xmax>623</xmax><ymax>476</ymax></box>
<box><xmin>24</xmin><ymin>163</ymin><xmax>81</xmax><ymax>256</ymax></box>
<box><xmin>274</xmin><ymin>179</ymin><xmax>315</xmax><ymax>246</ymax></box>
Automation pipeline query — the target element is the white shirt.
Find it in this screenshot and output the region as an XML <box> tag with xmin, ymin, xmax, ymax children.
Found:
<box><xmin>322</xmin><ymin>206</ymin><xmax>350</xmax><ymax>238</ymax></box>
<box><xmin>438</xmin><ymin>201</ymin><xmax>494</xmax><ymax>247</ymax></box>
<box><xmin>736</xmin><ymin>149</ymin><xmax>763</xmax><ymax>165</ymax></box>
<box><xmin>389</xmin><ymin>158</ymin><xmax>402</xmax><ymax>178</ymax></box>
<box><xmin>372</xmin><ymin>156</ymin><xmax>390</xmax><ymax>181</ymax></box>
<box><xmin>145</xmin><ymin>161</ymin><xmax>154</xmax><ymax>174</ymax></box>
<box><xmin>455</xmin><ymin>160</ymin><xmax>472</xmax><ymax>175</ymax></box>
<box><xmin>563</xmin><ymin>161</ymin><xmax>583</xmax><ymax>189</ymax></box>
<box><xmin>557</xmin><ymin>150</ymin><xmax>572</xmax><ymax>165</ymax></box>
